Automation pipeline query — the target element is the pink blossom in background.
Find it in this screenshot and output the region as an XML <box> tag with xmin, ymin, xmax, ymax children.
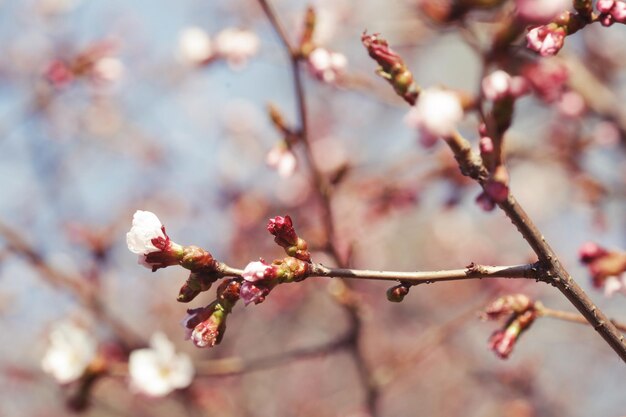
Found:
<box><xmin>482</xmin><ymin>70</ymin><xmax>512</xmax><ymax>101</ymax></box>
<box><xmin>266</xmin><ymin>144</ymin><xmax>297</xmax><ymax>178</ymax></box>
<box><xmin>603</xmin><ymin>275</ymin><xmax>626</xmax><ymax>297</ymax></box>
<box><xmin>515</xmin><ymin>0</ymin><xmax>570</xmax><ymax>23</ymax></box>
<box><xmin>307</xmin><ymin>47</ymin><xmax>347</xmax><ymax>84</ymax></box>
<box><xmin>178</xmin><ymin>27</ymin><xmax>213</xmax><ymax>65</ymax></box>
<box><xmin>214</xmin><ymin>28</ymin><xmax>260</xmax><ymax>70</ymax></box>
<box><xmin>557</xmin><ymin>91</ymin><xmax>585</xmax><ymax>118</ymax></box>
<box><xmin>129</xmin><ymin>332</ymin><xmax>194</xmax><ymax>396</ymax></box>
<box><xmin>404</xmin><ymin>88</ymin><xmax>464</xmax><ymax>143</ymax></box>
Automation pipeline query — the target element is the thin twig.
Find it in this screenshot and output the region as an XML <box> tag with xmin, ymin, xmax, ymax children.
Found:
<box><xmin>539</xmin><ymin>306</ymin><xmax>626</xmax><ymax>333</ymax></box>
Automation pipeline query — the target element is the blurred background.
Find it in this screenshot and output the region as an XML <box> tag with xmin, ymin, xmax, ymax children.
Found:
<box><xmin>1</xmin><ymin>0</ymin><xmax>626</xmax><ymax>416</ymax></box>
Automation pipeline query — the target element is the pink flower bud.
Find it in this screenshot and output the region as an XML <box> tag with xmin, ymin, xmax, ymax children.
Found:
<box><xmin>482</xmin><ymin>294</ymin><xmax>533</xmax><ymax>320</ymax></box>
<box><xmin>597</xmin><ymin>0</ymin><xmax>615</xmax><ymax>13</ymax></box>
<box><xmin>267</xmin><ymin>215</ymin><xmax>298</xmax><ymax>245</ymax></box>
<box><xmin>240</xmin><ymin>281</ymin><xmax>271</xmax><ymax>306</ymax></box>
<box><xmin>479</xmin><ymin>136</ymin><xmax>494</xmax><ymax>154</ymax></box>
<box><xmin>476</xmin><ymin>191</ymin><xmax>496</xmax><ymax>211</ymax></box>
<box><xmin>526</xmin><ymin>25</ymin><xmax>566</xmax><ymax>57</ymax></box>
<box><xmin>611</xmin><ymin>1</ymin><xmax>626</xmax><ymax>22</ymax></box>
<box><xmin>191</xmin><ymin>311</ymin><xmax>225</xmax><ymax>348</ymax></box>
<box><xmin>488</xmin><ymin>327</ymin><xmax>518</xmax><ymax>359</ymax></box>
<box><xmin>578</xmin><ymin>242</ymin><xmax>608</xmax><ymax>264</ymax></box>
<box><xmin>242</xmin><ymin>259</ymin><xmax>274</xmax><ymax>282</ymax></box>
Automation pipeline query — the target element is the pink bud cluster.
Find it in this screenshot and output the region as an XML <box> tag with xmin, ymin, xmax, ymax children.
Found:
<box><xmin>597</xmin><ymin>0</ymin><xmax>626</xmax><ymax>26</ymax></box>
<box><xmin>361</xmin><ymin>32</ymin><xmax>419</xmax><ymax>105</ymax></box>
<box><xmin>526</xmin><ymin>24</ymin><xmax>566</xmax><ymax>56</ymax></box>
<box><xmin>579</xmin><ymin>242</ymin><xmax>626</xmax><ymax>297</ymax></box>
<box><xmin>482</xmin><ymin>294</ymin><xmax>537</xmax><ymax>359</ymax></box>
<box><xmin>267</xmin><ymin>216</ymin><xmax>311</xmax><ymax>262</ymax></box>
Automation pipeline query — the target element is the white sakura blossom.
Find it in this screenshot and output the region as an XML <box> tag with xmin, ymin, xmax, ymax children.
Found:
<box><xmin>178</xmin><ymin>27</ymin><xmax>212</xmax><ymax>65</ymax></box>
<box><xmin>129</xmin><ymin>332</ymin><xmax>194</xmax><ymax>397</ymax></box>
<box><xmin>307</xmin><ymin>47</ymin><xmax>347</xmax><ymax>84</ymax></box>
<box><xmin>41</xmin><ymin>321</ymin><xmax>97</xmax><ymax>384</ymax></box>
<box><xmin>126</xmin><ymin>210</ymin><xmax>165</xmax><ymax>255</ymax></box>
<box><xmin>266</xmin><ymin>144</ymin><xmax>297</xmax><ymax>178</ymax></box>
<box><xmin>404</xmin><ymin>88</ymin><xmax>464</xmax><ymax>140</ymax></box>
<box><xmin>214</xmin><ymin>28</ymin><xmax>260</xmax><ymax>70</ymax></box>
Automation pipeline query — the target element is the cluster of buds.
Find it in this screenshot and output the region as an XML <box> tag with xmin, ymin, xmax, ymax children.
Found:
<box><xmin>579</xmin><ymin>242</ymin><xmax>626</xmax><ymax>297</ymax></box>
<box><xmin>526</xmin><ymin>10</ymin><xmax>590</xmax><ymax>57</ymax></box>
<box><xmin>482</xmin><ymin>294</ymin><xmax>537</xmax><ymax>359</ymax></box>
<box><xmin>182</xmin><ymin>279</ymin><xmax>241</xmax><ymax>348</ymax></box>
<box><xmin>361</xmin><ymin>32</ymin><xmax>419</xmax><ymax>105</ymax></box>
<box><xmin>267</xmin><ymin>215</ymin><xmax>311</xmax><ymax>262</ymax></box>
<box><xmin>597</xmin><ymin>0</ymin><xmax>626</xmax><ymax>26</ymax></box>
<box><xmin>240</xmin><ymin>256</ymin><xmax>310</xmax><ymax>305</ymax></box>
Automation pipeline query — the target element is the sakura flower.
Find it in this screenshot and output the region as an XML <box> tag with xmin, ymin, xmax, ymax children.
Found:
<box><xmin>126</xmin><ymin>210</ymin><xmax>182</xmax><ymax>271</ymax></box>
<box><xmin>178</xmin><ymin>27</ymin><xmax>213</xmax><ymax>65</ymax></box>
<box><xmin>526</xmin><ymin>25</ymin><xmax>566</xmax><ymax>57</ymax></box>
<box><xmin>129</xmin><ymin>332</ymin><xmax>194</xmax><ymax>396</ymax></box>
<box><xmin>266</xmin><ymin>143</ymin><xmax>297</xmax><ymax>178</ymax></box>
<box><xmin>597</xmin><ymin>0</ymin><xmax>626</xmax><ymax>24</ymax></box>
<box><xmin>240</xmin><ymin>281</ymin><xmax>271</xmax><ymax>306</ymax></box>
<box><xmin>242</xmin><ymin>260</ymin><xmax>274</xmax><ymax>283</ymax></box>
<box><xmin>214</xmin><ymin>28</ymin><xmax>260</xmax><ymax>70</ymax></box>
<box><xmin>307</xmin><ymin>47</ymin><xmax>347</xmax><ymax>84</ymax></box>
<box><xmin>41</xmin><ymin>321</ymin><xmax>97</xmax><ymax>384</ymax></box>
<box><xmin>91</xmin><ymin>57</ymin><xmax>124</xmax><ymax>84</ymax></box>
<box><xmin>404</xmin><ymin>88</ymin><xmax>464</xmax><ymax>142</ymax></box>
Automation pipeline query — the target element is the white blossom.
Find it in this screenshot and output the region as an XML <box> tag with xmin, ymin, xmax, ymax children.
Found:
<box><xmin>178</xmin><ymin>27</ymin><xmax>212</xmax><ymax>65</ymax></box>
<box><xmin>126</xmin><ymin>210</ymin><xmax>165</xmax><ymax>255</ymax></box>
<box><xmin>604</xmin><ymin>275</ymin><xmax>626</xmax><ymax>297</ymax></box>
<box><xmin>482</xmin><ymin>70</ymin><xmax>512</xmax><ymax>101</ymax></box>
<box><xmin>214</xmin><ymin>28</ymin><xmax>260</xmax><ymax>70</ymax></box>
<box><xmin>266</xmin><ymin>145</ymin><xmax>297</xmax><ymax>178</ymax></box>
<box><xmin>129</xmin><ymin>332</ymin><xmax>194</xmax><ymax>397</ymax></box>
<box><xmin>405</xmin><ymin>88</ymin><xmax>464</xmax><ymax>139</ymax></box>
<box><xmin>41</xmin><ymin>321</ymin><xmax>97</xmax><ymax>384</ymax></box>
<box><xmin>307</xmin><ymin>47</ymin><xmax>347</xmax><ymax>84</ymax></box>
<box><xmin>242</xmin><ymin>260</ymin><xmax>272</xmax><ymax>282</ymax></box>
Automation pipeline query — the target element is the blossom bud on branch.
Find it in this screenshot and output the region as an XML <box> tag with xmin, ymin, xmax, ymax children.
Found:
<box><xmin>482</xmin><ymin>294</ymin><xmax>537</xmax><ymax>359</ymax></box>
<box><xmin>361</xmin><ymin>32</ymin><xmax>419</xmax><ymax>105</ymax></box>
<box><xmin>267</xmin><ymin>215</ymin><xmax>311</xmax><ymax>262</ymax></box>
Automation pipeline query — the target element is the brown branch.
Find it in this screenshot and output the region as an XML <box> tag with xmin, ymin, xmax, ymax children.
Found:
<box><xmin>442</xmin><ymin>131</ymin><xmax>626</xmax><ymax>362</ymax></box>
<box><xmin>538</xmin><ymin>306</ymin><xmax>626</xmax><ymax>333</ymax></box>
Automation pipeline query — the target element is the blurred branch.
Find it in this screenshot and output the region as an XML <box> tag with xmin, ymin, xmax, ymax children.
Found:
<box><xmin>256</xmin><ymin>1</ymin><xmax>380</xmax><ymax>414</ymax></box>
<box><xmin>0</xmin><ymin>219</ymin><xmax>143</xmax><ymax>348</ymax></box>
<box><xmin>538</xmin><ymin>305</ymin><xmax>626</xmax><ymax>333</ymax></box>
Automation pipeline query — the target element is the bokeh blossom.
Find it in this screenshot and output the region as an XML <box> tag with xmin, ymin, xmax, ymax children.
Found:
<box><xmin>41</xmin><ymin>321</ymin><xmax>97</xmax><ymax>384</ymax></box>
<box><xmin>129</xmin><ymin>332</ymin><xmax>194</xmax><ymax>396</ymax></box>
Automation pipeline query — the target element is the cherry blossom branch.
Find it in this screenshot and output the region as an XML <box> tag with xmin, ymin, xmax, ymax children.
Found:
<box><xmin>443</xmin><ymin>131</ymin><xmax>626</xmax><ymax>362</ymax></box>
